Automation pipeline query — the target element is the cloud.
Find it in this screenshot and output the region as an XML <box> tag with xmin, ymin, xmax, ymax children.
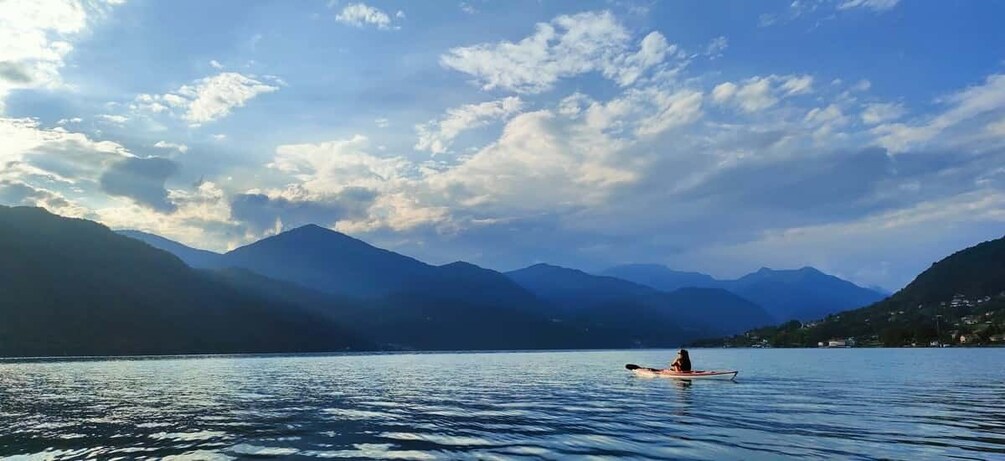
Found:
<box><xmin>133</xmin><ymin>72</ymin><xmax>280</xmax><ymax>124</ymax></box>
<box><xmin>873</xmin><ymin>74</ymin><xmax>1005</xmax><ymax>153</ymax></box>
<box><xmin>230</xmin><ymin>187</ymin><xmax>377</xmax><ymax>233</ymax></box>
<box><xmin>837</xmin><ymin>0</ymin><xmax>900</xmax><ymax>12</ymax></box>
<box><xmin>861</xmin><ymin>102</ymin><xmax>905</xmax><ymax>125</ymax></box>
<box><xmin>99</xmin><ymin>156</ymin><xmax>180</xmax><ymax>212</ymax></box>
<box><xmin>209</xmin><ymin>59</ymin><xmax>223</xmax><ymax>69</ymax></box>
<box><xmin>459</xmin><ymin>2</ymin><xmax>477</xmax><ymax>14</ymax></box>
<box><xmin>98</xmin><ymin>114</ymin><xmax>128</xmax><ymax>124</ymax></box>
<box><xmin>440</xmin><ymin>11</ymin><xmax>675</xmax><ymax>93</ymax></box>
<box><xmin>705</xmin><ymin>36</ymin><xmax>728</xmax><ymax>60</ymax></box>
<box><xmin>415</xmin><ymin>97</ymin><xmax>523</xmax><ymax>154</ymax></box>
<box><xmin>712</xmin><ymin>75</ymin><xmax>813</xmax><ymax>112</ymax></box>
<box><xmin>761</xmin><ymin>0</ymin><xmax>898</xmax><ymax>28</ymax></box>
<box><xmin>0</xmin><ymin>117</ymin><xmax>196</xmax><ymax>218</ymax></box>
<box><xmin>153</xmin><ymin>140</ymin><xmax>189</xmax><ymax>153</ymax></box>
<box><xmin>0</xmin><ymin>0</ymin><xmax>123</xmax><ymax>110</ymax></box>
<box><xmin>271</xmin><ymin>135</ymin><xmax>413</xmax><ymax>195</ymax></box>
<box><xmin>334</xmin><ymin>3</ymin><xmax>400</xmax><ymax>30</ymax></box>
<box><xmin>0</xmin><ymin>117</ymin><xmax>128</xmax><ymax>184</ymax></box>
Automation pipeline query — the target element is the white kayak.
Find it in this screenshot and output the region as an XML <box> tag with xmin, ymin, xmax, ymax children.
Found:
<box><xmin>625</xmin><ymin>364</ymin><xmax>738</xmax><ymax>380</ymax></box>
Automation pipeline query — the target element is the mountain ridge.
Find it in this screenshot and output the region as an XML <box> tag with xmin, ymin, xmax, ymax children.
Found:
<box><xmin>601</xmin><ymin>263</ymin><xmax>886</xmax><ymax>322</ymax></box>
<box><xmin>695</xmin><ymin>235</ymin><xmax>1005</xmax><ymax>347</ymax></box>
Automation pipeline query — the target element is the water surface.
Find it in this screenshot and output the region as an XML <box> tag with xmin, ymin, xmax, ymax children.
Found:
<box><xmin>1</xmin><ymin>349</ymin><xmax>1003</xmax><ymax>460</ymax></box>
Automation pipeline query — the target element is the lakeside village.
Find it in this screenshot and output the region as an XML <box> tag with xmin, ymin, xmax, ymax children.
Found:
<box><xmin>705</xmin><ymin>292</ymin><xmax>1005</xmax><ymax>348</ymax></box>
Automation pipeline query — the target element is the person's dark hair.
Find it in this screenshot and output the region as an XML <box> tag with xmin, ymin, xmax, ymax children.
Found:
<box><xmin>678</xmin><ymin>349</ymin><xmax>692</xmax><ymax>371</ymax></box>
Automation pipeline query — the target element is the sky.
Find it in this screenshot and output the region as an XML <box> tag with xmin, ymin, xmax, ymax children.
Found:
<box><xmin>1</xmin><ymin>0</ymin><xmax>1004</xmax><ymax>290</ymax></box>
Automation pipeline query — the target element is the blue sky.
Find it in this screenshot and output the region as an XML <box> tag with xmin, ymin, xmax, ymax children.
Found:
<box><xmin>1</xmin><ymin>0</ymin><xmax>1004</xmax><ymax>290</ymax></box>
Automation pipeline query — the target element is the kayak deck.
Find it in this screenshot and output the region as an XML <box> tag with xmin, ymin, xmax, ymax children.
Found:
<box><xmin>626</xmin><ymin>364</ymin><xmax>737</xmax><ymax>380</ymax></box>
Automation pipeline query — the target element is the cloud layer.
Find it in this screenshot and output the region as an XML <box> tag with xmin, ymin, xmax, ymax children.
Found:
<box><xmin>1</xmin><ymin>2</ymin><xmax>1002</xmax><ymax>291</ymax></box>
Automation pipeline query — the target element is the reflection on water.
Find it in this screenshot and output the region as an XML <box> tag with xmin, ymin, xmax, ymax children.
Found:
<box><xmin>1</xmin><ymin>349</ymin><xmax>1003</xmax><ymax>459</ymax></box>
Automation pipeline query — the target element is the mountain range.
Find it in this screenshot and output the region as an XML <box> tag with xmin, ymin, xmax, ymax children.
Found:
<box><xmin>602</xmin><ymin>264</ymin><xmax>885</xmax><ymax>322</ymax></box>
<box><xmin>0</xmin><ymin>205</ymin><xmax>892</xmax><ymax>356</ymax></box>
<box><xmin>0</xmin><ymin>207</ymin><xmax>362</xmax><ymax>357</ymax></box>
<box><xmin>696</xmin><ymin>234</ymin><xmax>1005</xmax><ymax>347</ymax></box>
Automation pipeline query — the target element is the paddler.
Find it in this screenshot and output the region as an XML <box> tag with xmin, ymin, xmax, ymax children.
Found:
<box><xmin>669</xmin><ymin>349</ymin><xmax>691</xmax><ymax>372</ymax></box>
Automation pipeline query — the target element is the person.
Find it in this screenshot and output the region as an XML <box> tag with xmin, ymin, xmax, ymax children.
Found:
<box><xmin>669</xmin><ymin>349</ymin><xmax>691</xmax><ymax>372</ymax></box>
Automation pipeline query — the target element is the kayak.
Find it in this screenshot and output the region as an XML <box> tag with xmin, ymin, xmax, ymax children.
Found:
<box><xmin>625</xmin><ymin>363</ymin><xmax>738</xmax><ymax>380</ymax></box>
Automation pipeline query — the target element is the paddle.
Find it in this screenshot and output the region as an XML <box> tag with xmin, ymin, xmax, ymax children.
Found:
<box><xmin>625</xmin><ymin>364</ymin><xmax>643</xmax><ymax>370</ymax></box>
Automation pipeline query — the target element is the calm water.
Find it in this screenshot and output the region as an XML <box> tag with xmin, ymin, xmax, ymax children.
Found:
<box><xmin>1</xmin><ymin>349</ymin><xmax>1003</xmax><ymax>460</ymax></box>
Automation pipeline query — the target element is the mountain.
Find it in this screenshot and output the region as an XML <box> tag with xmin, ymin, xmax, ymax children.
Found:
<box><xmin>122</xmin><ymin>226</ymin><xmax>617</xmax><ymax>349</ymax></box>
<box><xmin>117</xmin><ymin>229</ymin><xmax>222</xmax><ymax>269</ymax></box>
<box><xmin>0</xmin><ymin>206</ymin><xmax>364</xmax><ymax>357</ymax></box>
<box><xmin>601</xmin><ymin>263</ymin><xmax>886</xmax><ymax>322</ymax></box>
<box><xmin>600</xmin><ymin>264</ymin><xmax>718</xmax><ymax>291</ymax></box>
<box><xmin>210</xmin><ymin>268</ymin><xmax>596</xmax><ymax>350</ymax></box>
<box><xmin>720</xmin><ymin>267</ymin><xmax>887</xmax><ymax>322</ymax></box>
<box><xmin>507</xmin><ymin>263</ymin><xmax>774</xmax><ymax>336</ymax></box>
<box><xmin>696</xmin><ymin>235</ymin><xmax>1005</xmax><ymax>347</ymax></box>
<box><xmin>507</xmin><ymin>263</ymin><xmax>656</xmax><ymax>309</ymax></box>
<box><xmin>117</xmin><ymin>225</ymin><xmax>769</xmax><ymax>346</ymax></box>
<box><xmin>218</xmin><ymin>224</ymin><xmax>434</xmax><ymax>298</ymax></box>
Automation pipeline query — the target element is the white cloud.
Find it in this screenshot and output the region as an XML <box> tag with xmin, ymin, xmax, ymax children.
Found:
<box><xmin>837</xmin><ymin>0</ymin><xmax>900</xmax><ymax>12</ymax></box>
<box><xmin>711</xmin><ymin>82</ymin><xmax>737</xmax><ymax>103</ymax></box>
<box><xmin>705</xmin><ymin>36</ymin><xmax>728</xmax><ymax>60</ymax></box>
<box><xmin>634</xmin><ymin>89</ymin><xmax>703</xmax><ymax>136</ymax></box>
<box><xmin>440</xmin><ymin>11</ymin><xmax>675</xmax><ymax>94</ymax></box>
<box><xmin>0</xmin><ymin>0</ymin><xmax>123</xmax><ymax>111</ymax></box>
<box><xmin>153</xmin><ymin>140</ymin><xmax>189</xmax><ymax>153</ymax></box>
<box><xmin>133</xmin><ymin>72</ymin><xmax>280</xmax><ymax>124</ymax></box>
<box><xmin>780</xmin><ymin>75</ymin><xmax>814</xmax><ymax>96</ymax></box>
<box><xmin>712</xmin><ymin>75</ymin><xmax>813</xmax><ymax>112</ymax></box>
<box><xmin>873</xmin><ymin>74</ymin><xmax>1005</xmax><ymax>152</ymax></box>
<box><xmin>98</xmin><ymin>114</ymin><xmax>128</xmax><ymax>124</ymax></box>
<box><xmin>209</xmin><ymin>59</ymin><xmax>224</xmax><ymax>69</ymax></box>
<box><xmin>734</xmin><ymin>78</ymin><xmax>776</xmax><ymax>112</ymax></box>
<box><xmin>374</xmin><ymin>117</ymin><xmax>389</xmax><ymax>128</ymax></box>
<box><xmin>272</xmin><ymin>135</ymin><xmax>413</xmax><ymax>195</ymax></box>
<box><xmin>56</xmin><ymin>117</ymin><xmax>82</xmax><ymax>125</ymax></box>
<box><xmin>334</xmin><ymin>3</ymin><xmax>399</xmax><ymax>30</ymax></box>
<box><xmin>861</xmin><ymin>102</ymin><xmax>904</xmax><ymax>125</ymax></box>
<box><xmin>0</xmin><ymin>116</ymin><xmax>130</xmax><ymax>213</ymax></box>
<box><xmin>459</xmin><ymin>2</ymin><xmax>477</xmax><ymax>14</ymax></box>
<box><xmin>414</xmin><ymin>97</ymin><xmax>523</xmax><ymax>154</ymax></box>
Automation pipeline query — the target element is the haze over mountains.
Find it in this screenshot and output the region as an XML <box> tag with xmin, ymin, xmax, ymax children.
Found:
<box><xmin>1</xmin><ymin>205</ymin><xmax>891</xmax><ymax>357</ymax></box>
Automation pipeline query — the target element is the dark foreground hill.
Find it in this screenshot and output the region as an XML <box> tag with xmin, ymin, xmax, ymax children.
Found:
<box><xmin>0</xmin><ymin>206</ymin><xmax>364</xmax><ymax>357</ymax></box>
<box><xmin>694</xmin><ymin>235</ymin><xmax>1005</xmax><ymax>347</ymax></box>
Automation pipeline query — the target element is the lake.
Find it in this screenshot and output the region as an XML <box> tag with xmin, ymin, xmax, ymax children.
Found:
<box><xmin>1</xmin><ymin>349</ymin><xmax>1003</xmax><ymax>460</ymax></box>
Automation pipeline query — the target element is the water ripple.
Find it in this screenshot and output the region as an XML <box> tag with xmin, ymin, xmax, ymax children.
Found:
<box><xmin>1</xmin><ymin>349</ymin><xmax>1003</xmax><ymax>460</ymax></box>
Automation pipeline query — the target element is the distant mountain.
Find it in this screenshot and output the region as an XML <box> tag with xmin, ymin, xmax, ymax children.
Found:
<box><xmin>211</xmin><ymin>268</ymin><xmax>596</xmax><ymax>350</ymax></box>
<box><xmin>117</xmin><ymin>229</ymin><xmax>222</xmax><ymax>269</ymax></box>
<box><xmin>507</xmin><ymin>263</ymin><xmax>773</xmax><ymax>336</ymax></box>
<box><xmin>0</xmin><ymin>206</ymin><xmax>364</xmax><ymax>357</ymax></box>
<box><xmin>601</xmin><ymin>263</ymin><xmax>886</xmax><ymax>322</ymax></box>
<box><xmin>507</xmin><ymin>263</ymin><xmax>656</xmax><ymax>309</ymax></box>
<box><xmin>601</xmin><ymin>264</ymin><xmax>718</xmax><ymax>291</ymax></box>
<box><xmin>219</xmin><ymin>224</ymin><xmax>433</xmax><ymax>298</ymax></box>
<box><xmin>720</xmin><ymin>267</ymin><xmax>887</xmax><ymax>322</ymax></box>
<box><xmin>696</xmin><ymin>235</ymin><xmax>1005</xmax><ymax>347</ymax></box>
